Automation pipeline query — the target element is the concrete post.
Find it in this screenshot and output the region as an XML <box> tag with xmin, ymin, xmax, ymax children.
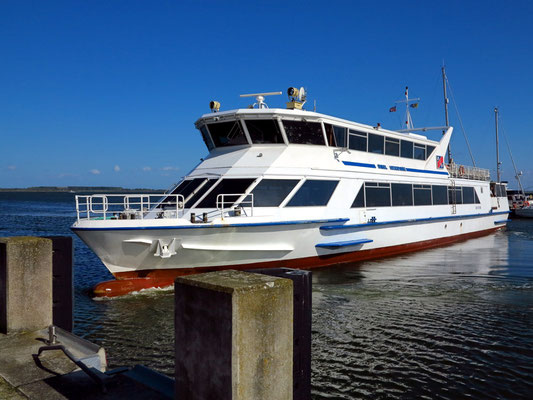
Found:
<box><xmin>175</xmin><ymin>269</ymin><xmax>293</xmax><ymax>400</ymax></box>
<box><xmin>0</xmin><ymin>237</ymin><xmax>53</xmax><ymax>334</ymax></box>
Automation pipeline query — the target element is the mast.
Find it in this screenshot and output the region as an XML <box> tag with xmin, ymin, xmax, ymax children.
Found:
<box><xmin>495</xmin><ymin>107</ymin><xmax>501</xmax><ymax>182</ymax></box>
<box><xmin>442</xmin><ymin>66</ymin><xmax>452</xmax><ymax>163</ymax></box>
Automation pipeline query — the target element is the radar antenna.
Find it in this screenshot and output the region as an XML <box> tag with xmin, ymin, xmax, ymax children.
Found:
<box><xmin>240</xmin><ymin>91</ymin><xmax>282</xmax><ymax>109</ymax></box>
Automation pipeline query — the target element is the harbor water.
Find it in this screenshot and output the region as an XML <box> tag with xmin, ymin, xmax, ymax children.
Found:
<box><xmin>1</xmin><ymin>192</ymin><xmax>532</xmax><ymax>399</ymax></box>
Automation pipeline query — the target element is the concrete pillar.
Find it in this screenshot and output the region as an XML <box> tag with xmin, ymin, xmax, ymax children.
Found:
<box><xmin>175</xmin><ymin>270</ymin><xmax>293</xmax><ymax>400</ymax></box>
<box><xmin>0</xmin><ymin>237</ymin><xmax>53</xmax><ymax>334</ymax></box>
<box><xmin>251</xmin><ymin>268</ymin><xmax>312</xmax><ymax>400</ymax></box>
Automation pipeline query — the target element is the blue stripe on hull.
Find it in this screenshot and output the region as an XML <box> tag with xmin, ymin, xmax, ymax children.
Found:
<box><xmin>320</xmin><ymin>211</ymin><xmax>510</xmax><ymax>231</ymax></box>
<box><xmin>71</xmin><ymin>217</ymin><xmax>350</xmax><ymax>232</ymax></box>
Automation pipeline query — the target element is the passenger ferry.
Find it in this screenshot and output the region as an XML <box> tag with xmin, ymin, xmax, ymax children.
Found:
<box><xmin>72</xmin><ymin>87</ymin><xmax>510</xmax><ymax>296</ymax></box>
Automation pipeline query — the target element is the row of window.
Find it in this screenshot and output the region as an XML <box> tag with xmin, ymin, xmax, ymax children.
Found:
<box><xmin>170</xmin><ymin>177</ymin><xmax>338</xmax><ymax>208</ymax></box>
<box><xmin>352</xmin><ymin>182</ymin><xmax>480</xmax><ymax>208</ymax></box>
<box><xmin>325</xmin><ymin>124</ymin><xmax>435</xmax><ymax>160</ymax></box>
<box><xmin>200</xmin><ymin>119</ymin><xmax>435</xmax><ymax>161</ymax></box>
<box><xmin>171</xmin><ymin>177</ymin><xmax>481</xmax><ymax>210</ymax></box>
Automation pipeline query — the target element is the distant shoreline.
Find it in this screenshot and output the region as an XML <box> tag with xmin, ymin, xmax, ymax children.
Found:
<box><xmin>0</xmin><ymin>186</ymin><xmax>165</xmax><ymax>193</ymax></box>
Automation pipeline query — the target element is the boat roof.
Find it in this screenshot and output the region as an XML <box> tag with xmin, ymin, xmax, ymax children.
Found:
<box><xmin>195</xmin><ymin>108</ymin><xmax>439</xmax><ymax>144</ymax></box>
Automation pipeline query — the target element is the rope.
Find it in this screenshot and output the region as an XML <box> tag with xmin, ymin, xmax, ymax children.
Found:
<box><xmin>499</xmin><ymin>114</ymin><xmax>525</xmax><ymax>194</ymax></box>
<box><xmin>446</xmin><ymin>77</ymin><xmax>477</xmax><ymax>166</ymax></box>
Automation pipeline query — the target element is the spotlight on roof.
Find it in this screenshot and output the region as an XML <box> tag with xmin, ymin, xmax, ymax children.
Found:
<box><xmin>287</xmin><ymin>86</ymin><xmax>307</xmax><ymax>110</ymax></box>
<box><xmin>209</xmin><ymin>101</ymin><xmax>220</xmax><ymax>112</ymax></box>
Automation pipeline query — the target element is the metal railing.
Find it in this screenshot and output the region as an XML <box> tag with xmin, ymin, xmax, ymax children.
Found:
<box><xmin>447</xmin><ymin>163</ymin><xmax>490</xmax><ymax>181</ymax></box>
<box><xmin>216</xmin><ymin>193</ymin><xmax>254</xmax><ymax>219</ymax></box>
<box><xmin>75</xmin><ymin>194</ymin><xmax>184</xmax><ymax>221</ymax></box>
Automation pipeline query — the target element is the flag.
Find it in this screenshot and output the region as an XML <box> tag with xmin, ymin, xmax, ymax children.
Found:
<box><xmin>436</xmin><ymin>155</ymin><xmax>444</xmax><ymax>169</ymax></box>
<box><xmin>410</xmin><ymin>103</ymin><xmax>419</xmax><ymax>108</ymax></box>
<box><xmin>389</xmin><ymin>106</ymin><xmax>397</xmax><ymax>112</ymax></box>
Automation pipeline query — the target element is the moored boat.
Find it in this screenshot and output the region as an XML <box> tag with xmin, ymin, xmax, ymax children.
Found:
<box><xmin>72</xmin><ymin>84</ymin><xmax>510</xmax><ymax>296</ymax></box>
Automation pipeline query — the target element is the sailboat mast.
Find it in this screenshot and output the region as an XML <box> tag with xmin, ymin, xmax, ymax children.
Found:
<box><xmin>442</xmin><ymin>66</ymin><xmax>452</xmax><ymax>163</ymax></box>
<box><xmin>495</xmin><ymin>107</ymin><xmax>501</xmax><ymax>182</ymax></box>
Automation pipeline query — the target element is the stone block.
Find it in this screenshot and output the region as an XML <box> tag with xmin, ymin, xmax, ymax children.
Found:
<box><xmin>0</xmin><ymin>237</ymin><xmax>53</xmax><ymax>333</ymax></box>
<box><xmin>175</xmin><ymin>269</ymin><xmax>293</xmax><ymax>400</ymax></box>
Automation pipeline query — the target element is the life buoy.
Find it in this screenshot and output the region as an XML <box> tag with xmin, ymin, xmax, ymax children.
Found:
<box><xmin>525</xmin><ymin>201</ymin><xmax>530</xmax><ymax>207</ymax></box>
<box><xmin>459</xmin><ymin>165</ymin><xmax>465</xmax><ymax>176</ymax></box>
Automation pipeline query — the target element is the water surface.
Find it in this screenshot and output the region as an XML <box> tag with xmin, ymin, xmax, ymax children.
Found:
<box><xmin>1</xmin><ymin>192</ymin><xmax>531</xmax><ymax>399</ymax></box>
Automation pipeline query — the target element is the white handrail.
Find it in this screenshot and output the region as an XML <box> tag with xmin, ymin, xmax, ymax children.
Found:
<box><xmin>216</xmin><ymin>193</ymin><xmax>254</xmax><ymax>220</ymax></box>
<box><xmin>75</xmin><ymin>194</ymin><xmax>184</xmax><ymax>221</ymax></box>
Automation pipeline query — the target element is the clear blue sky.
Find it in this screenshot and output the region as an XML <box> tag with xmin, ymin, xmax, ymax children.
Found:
<box><xmin>1</xmin><ymin>0</ymin><xmax>532</xmax><ymax>190</ymax></box>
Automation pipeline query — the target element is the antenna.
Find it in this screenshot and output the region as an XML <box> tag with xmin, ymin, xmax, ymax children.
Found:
<box><xmin>395</xmin><ymin>86</ymin><xmax>420</xmax><ymax>130</ymax></box>
<box><xmin>239</xmin><ymin>91</ymin><xmax>282</xmax><ymax>109</ymax></box>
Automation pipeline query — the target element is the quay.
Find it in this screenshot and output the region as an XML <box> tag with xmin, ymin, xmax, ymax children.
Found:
<box><xmin>0</xmin><ymin>236</ymin><xmax>311</xmax><ymax>399</ymax></box>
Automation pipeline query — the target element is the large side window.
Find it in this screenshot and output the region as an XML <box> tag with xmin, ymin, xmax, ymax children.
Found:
<box><xmin>432</xmin><ymin>185</ymin><xmax>448</xmax><ymax>205</ymax></box>
<box><xmin>286</xmin><ymin>180</ymin><xmax>338</xmax><ymax>207</ymax></box>
<box><xmin>348</xmin><ymin>130</ymin><xmax>367</xmax><ymax>152</ymax></box>
<box><xmin>171</xmin><ymin>178</ymin><xmax>206</xmax><ymax>199</ymax></box>
<box><xmin>283</xmin><ymin>120</ymin><xmax>325</xmax><ymax>145</ymax></box>
<box><xmin>186</xmin><ymin>179</ymin><xmax>218</xmax><ymax>207</ymax></box>
<box><xmin>462</xmin><ymin>187</ymin><xmax>475</xmax><ymax>204</ymax></box>
<box><xmin>245</xmin><ymin>120</ymin><xmax>284</xmax><ymax>144</ymax></box>
<box><xmin>250</xmin><ymin>179</ymin><xmax>299</xmax><ymax>207</ymax></box>
<box><xmin>414</xmin><ymin>143</ymin><xmax>426</xmax><ymax>160</ymax></box>
<box><xmin>448</xmin><ymin>187</ymin><xmax>463</xmax><ymax>204</ymax></box>
<box><xmin>351</xmin><ymin>185</ymin><xmax>365</xmax><ymax>208</ymax></box>
<box><xmin>207</xmin><ymin>121</ymin><xmax>248</xmax><ymax>147</ymax></box>
<box><xmin>474</xmin><ymin>189</ymin><xmax>480</xmax><ymax>204</ymax></box>
<box><xmin>392</xmin><ymin>183</ymin><xmax>413</xmax><ymax>206</ymax></box>
<box><xmin>368</xmin><ymin>133</ymin><xmax>384</xmax><ymax>154</ymax></box>
<box><xmin>400</xmin><ymin>140</ymin><xmax>413</xmax><ymax>158</ymax></box>
<box><xmin>413</xmin><ymin>184</ymin><xmax>432</xmax><ymax>205</ymax></box>
<box><xmin>426</xmin><ymin>145</ymin><xmax>436</xmax><ymax>159</ymax></box>
<box><xmin>365</xmin><ymin>182</ymin><xmax>391</xmax><ymax>207</ymax></box>
<box><xmin>196</xmin><ymin>178</ymin><xmax>256</xmax><ymax>208</ymax></box>
<box><xmin>385</xmin><ymin>137</ymin><xmax>400</xmax><ymax>156</ymax></box>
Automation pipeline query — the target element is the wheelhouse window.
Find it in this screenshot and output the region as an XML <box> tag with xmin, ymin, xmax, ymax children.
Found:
<box><xmin>426</xmin><ymin>145</ymin><xmax>436</xmax><ymax>158</ymax></box>
<box><xmin>324</xmin><ymin>124</ymin><xmax>347</xmax><ymax>147</ymax></box>
<box><xmin>348</xmin><ymin>130</ymin><xmax>367</xmax><ymax>152</ymax></box>
<box><xmin>365</xmin><ymin>182</ymin><xmax>391</xmax><ymax>207</ymax></box>
<box><xmin>333</xmin><ymin>126</ymin><xmax>347</xmax><ymax>147</ymax></box>
<box><xmin>251</xmin><ymin>179</ymin><xmax>299</xmax><ymax>207</ymax></box>
<box><xmin>413</xmin><ymin>184</ymin><xmax>432</xmax><ymax>205</ymax></box>
<box><xmin>286</xmin><ymin>180</ymin><xmax>338</xmax><ymax>207</ymax></box>
<box><xmin>368</xmin><ymin>133</ymin><xmax>384</xmax><ymax>154</ymax></box>
<box><xmin>207</xmin><ymin>121</ymin><xmax>248</xmax><ymax>147</ymax></box>
<box><xmin>400</xmin><ymin>140</ymin><xmax>413</xmax><ymax>158</ymax></box>
<box><xmin>196</xmin><ymin>178</ymin><xmax>257</xmax><ymax>208</ymax></box>
<box><xmin>199</xmin><ymin>126</ymin><xmax>215</xmax><ymax>151</ymax></box>
<box><xmin>245</xmin><ymin>119</ymin><xmax>284</xmax><ymax>144</ymax></box>
<box><xmin>283</xmin><ymin>120</ymin><xmax>325</xmax><ymax>145</ymax></box>
<box><xmin>385</xmin><ymin>137</ymin><xmax>400</xmax><ymax>156</ymax></box>
<box><xmin>392</xmin><ymin>183</ymin><xmax>413</xmax><ymax>206</ymax></box>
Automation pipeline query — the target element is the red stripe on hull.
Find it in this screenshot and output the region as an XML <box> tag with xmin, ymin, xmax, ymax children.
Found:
<box><xmin>113</xmin><ymin>226</ymin><xmax>503</xmax><ymax>281</ymax></box>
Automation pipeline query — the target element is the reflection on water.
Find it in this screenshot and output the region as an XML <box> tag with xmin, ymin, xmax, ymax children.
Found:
<box><xmin>1</xmin><ymin>193</ymin><xmax>532</xmax><ymax>399</ymax></box>
<box><xmin>311</xmin><ymin>229</ymin><xmax>533</xmax><ymax>399</ymax></box>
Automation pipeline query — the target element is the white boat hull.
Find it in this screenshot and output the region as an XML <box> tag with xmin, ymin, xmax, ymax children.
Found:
<box><xmin>74</xmin><ymin>210</ymin><xmax>508</xmax><ymax>279</ymax></box>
